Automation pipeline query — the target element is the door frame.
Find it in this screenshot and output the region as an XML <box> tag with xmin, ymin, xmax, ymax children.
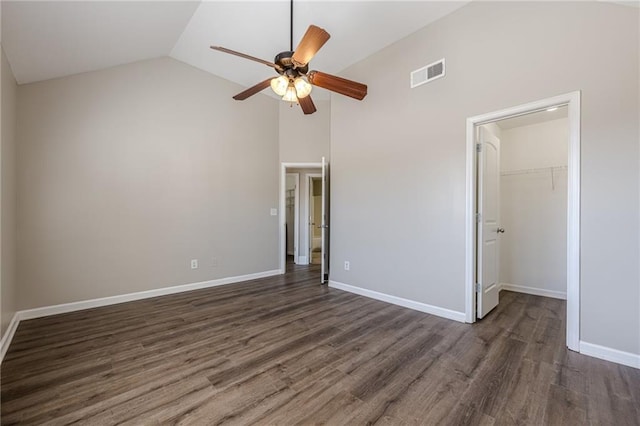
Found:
<box><xmin>306</xmin><ymin>173</ymin><xmax>322</xmax><ymax>266</ymax></box>
<box><xmin>280</xmin><ymin>162</ymin><xmax>322</xmax><ymax>273</ymax></box>
<box><xmin>285</xmin><ymin>172</ymin><xmax>300</xmax><ymax>263</ymax></box>
<box><xmin>465</xmin><ymin>91</ymin><xmax>581</xmax><ymax>351</ymax></box>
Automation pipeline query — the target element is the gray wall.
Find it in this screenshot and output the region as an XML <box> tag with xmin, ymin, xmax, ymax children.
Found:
<box><xmin>330</xmin><ymin>2</ymin><xmax>639</xmax><ymax>355</ymax></box>
<box><xmin>1</xmin><ymin>46</ymin><xmax>17</xmax><ymax>336</ymax></box>
<box><xmin>16</xmin><ymin>57</ymin><xmax>280</xmax><ymax>309</ymax></box>
<box><xmin>279</xmin><ymin>99</ymin><xmax>330</xmax><ymax>163</ymax></box>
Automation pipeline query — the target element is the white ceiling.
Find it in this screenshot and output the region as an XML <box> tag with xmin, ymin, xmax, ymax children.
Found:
<box><xmin>171</xmin><ymin>1</ymin><xmax>468</xmax><ymax>98</ymax></box>
<box><xmin>2</xmin><ymin>1</ymin><xmax>201</xmax><ymax>84</ymax></box>
<box><xmin>2</xmin><ymin>1</ymin><xmax>469</xmax><ymax>96</ymax></box>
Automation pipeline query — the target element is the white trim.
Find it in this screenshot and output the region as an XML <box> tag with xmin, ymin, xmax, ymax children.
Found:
<box><xmin>465</xmin><ymin>91</ymin><xmax>581</xmax><ymax>352</ymax></box>
<box><xmin>580</xmin><ymin>341</ymin><xmax>640</xmax><ymax>370</ymax></box>
<box><xmin>19</xmin><ymin>270</ymin><xmax>281</xmax><ymax>321</ymax></box>
<box><xmin>500</xmin><ymin>283</ymin><xmax>567</xmax><ymax>300</ymax></box>
<box><xmin>0</xmin><ymin>313</ymin><xmax>20</xmax><ymax>363</ymax></box>
<box><xmin>280</xmin><ymin>162</ymin><xmax>322</xmax><ymax>273</ymax></box>
<box><xmin>566</xmin><ymin>92</ymin><xmax>581</xmax><ymax>351</ymax></box>
<box><xmin>329</xmin><ymin>280</ymin><xmax>466</xmax><ymax>323</ymax></box>
<box><xmin>0</xmin><ymin>269</ymin><xmax>281</xmax><ymax>364</ymax></box>
<box><xmin>298</xmin><ymin>255</ymin><xmax>308</xmax><ymax>265</ymax></box>
<box><xmin>465</xmin><ymin>118</ymin><xmax>476</xmax><ymax>323</ymax></box>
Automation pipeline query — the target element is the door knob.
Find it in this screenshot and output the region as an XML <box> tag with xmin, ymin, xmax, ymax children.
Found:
<box><xmin>497</xmin><ymin>227</ymin><xmax>505</xmax><ymax>233</ymax></box>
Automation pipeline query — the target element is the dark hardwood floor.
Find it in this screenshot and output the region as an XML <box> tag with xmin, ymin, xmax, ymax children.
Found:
<box><xmin>2</xmin><ymin>262</ymin><xmax>639</xmax><ymax>425</ymax></box>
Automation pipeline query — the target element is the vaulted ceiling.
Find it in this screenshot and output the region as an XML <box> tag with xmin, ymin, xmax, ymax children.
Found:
<box><xmin>2</xmin><ymin>1</ymin><xmax>469</xmax><ymax>98</ymax></box>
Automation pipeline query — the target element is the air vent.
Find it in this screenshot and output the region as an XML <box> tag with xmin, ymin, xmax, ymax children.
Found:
<box><xmin>410</xmin><ymin>58</ymin><xmax>445</xmax><ymax>88</ymax></box>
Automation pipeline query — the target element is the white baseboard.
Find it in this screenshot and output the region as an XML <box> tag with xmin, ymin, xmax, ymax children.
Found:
<box><xmin>328</xmin><ymin>280</ymin><xmax>466</xmax><ymax>323</ymax></box>
<box><xmin>500</xmin><ymin>283</ymin><xmax>566</xmax><ymax>300</ymax></box>
<box><xmin>580</xmin><ymin>341</ymin><xmax>640</xmax><ymax>369</ymax></box>
<box><xmin>297</xmin><ymin>256</ymin><xmax>308</xmax><ymax>265</ymax></box>
<box><xmin>0</xmin><ymin>269</ymin><xmax>281</xmax><ymax>364</ymax></box>
<box><xmin>0</xmin><ymin>313</ymin><xmax>21</xmax><ymax>363</ymax></box>
<box><xmin>19</xmin><ymin>269</ymin><xmax>281</xmax><ymax>321</ymax></box>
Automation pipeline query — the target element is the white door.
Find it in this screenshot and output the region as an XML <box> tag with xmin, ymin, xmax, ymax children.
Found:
<box><xmin>477</xmin><ymin>126</ymin><xmax>502</xmax><ymax>318</ymax></box>
<box><xmin>321</xmin><ymin>157</ymin><xmax>329</xmax><ymax>283</ymax></box>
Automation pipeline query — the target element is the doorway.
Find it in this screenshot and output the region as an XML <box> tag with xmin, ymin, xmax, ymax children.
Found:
<box><xmin>280</xmin><ymin>160</ymin><xmax>329</xmax><ymax>283</ymax></box>
<box><xmin>465</xmin><ymin>91</ymin><xmax>581</xmax><ymax>351</ymax></box>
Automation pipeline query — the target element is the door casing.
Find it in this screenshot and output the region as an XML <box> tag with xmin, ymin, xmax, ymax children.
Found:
<box><xmin>465</xmin><ymin>91</ymin><xmax>581</xmax><ymax>351</ymax></box>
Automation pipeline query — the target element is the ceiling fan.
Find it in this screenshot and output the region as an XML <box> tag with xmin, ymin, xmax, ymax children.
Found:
<box><xmin>209</xmin><ymin>0</ymin><xmax>367</xmax><ymax>115</ymax></box>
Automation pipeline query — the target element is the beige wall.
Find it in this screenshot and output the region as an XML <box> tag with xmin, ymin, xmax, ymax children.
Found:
<box><xmin>16</xmin><ymin>57</ymin><xmax>280</xmax><ymax>309</ymax></box>
<box><xmin>1</xmin><ymin>46</ymin><xmax>18</xmax><ymax>336</ymax></box>
<box><xmin>279</xmin><ymin>99</ymin><xmax>330</xmax><ymax>163</ymax></box>
<box><xmin>330</xmin><ymin>2</ymin><xmax>639</xmax><ymax>355</ymax></box>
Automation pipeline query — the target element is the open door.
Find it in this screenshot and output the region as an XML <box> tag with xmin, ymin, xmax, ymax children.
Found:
<box><xmin>321</xmin><ymin>157</ymin><xmax>329</xmax><ymax>283</ymax></box>
<box><xmin>477</xmin><ymin>126</ymin><xmax>501</xmax><ymax>318</ymax></box>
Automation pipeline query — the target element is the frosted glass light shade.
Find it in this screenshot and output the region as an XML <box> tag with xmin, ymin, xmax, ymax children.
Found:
<box><xmin>293</xmin><ymin>77</ymin><xmax>312</xmax><ymax>98</ymax></box>
<box><xmin>282</xmin><ymin>85</ymin><xmax>298</xmax><ymax>102</ymax></box>
<box><xmin>270</xmin><ymin>76</ymin><xmax>288</xmax><ymax>96</ymax></box>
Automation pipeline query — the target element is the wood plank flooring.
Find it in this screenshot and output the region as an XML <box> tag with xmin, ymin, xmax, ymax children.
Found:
<box><xmin>2</xmin><ymin>262</ymin><xmax>639</xmax><ymax>425</ymax></box>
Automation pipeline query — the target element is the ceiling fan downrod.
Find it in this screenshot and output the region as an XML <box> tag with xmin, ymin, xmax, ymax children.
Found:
<box><xmin>290</xmin><ymin>0</ymin><xmax>294</xmax><ymax>52</ymax></box>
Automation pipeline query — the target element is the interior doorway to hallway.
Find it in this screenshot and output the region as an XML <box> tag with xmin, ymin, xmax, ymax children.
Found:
<box><xmin>280</xmin><ymin>159</ymin><xmax>329</xmax><ymax>283</ymax></box>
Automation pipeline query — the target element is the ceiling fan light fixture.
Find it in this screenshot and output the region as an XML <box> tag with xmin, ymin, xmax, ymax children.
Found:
<box><xmin>212</xmin><ymin>0</ymin><xmax>367</xmax><ymax>113</ymax></box>
<box><xmin>293</xmin><ymin>77</ymin><xmax>312</xmax><ymax>98</ymax></box>
<box><xmin>282</xmin><ymin>85</ymin><xmax>298</xmax><ymax>103</ymax></box>
<box><xmin>270</xmin><ymin>76</ymin><xmax>289</xmax><ymax>96</ymax></box>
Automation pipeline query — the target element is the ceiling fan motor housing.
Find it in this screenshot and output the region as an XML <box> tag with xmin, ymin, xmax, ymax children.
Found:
<box><xmin>275</xmin><ymin>51</ymin><xmax>308</xmax><ymax>77</ymax></box>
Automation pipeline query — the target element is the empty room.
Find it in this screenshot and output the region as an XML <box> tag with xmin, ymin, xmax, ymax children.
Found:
<box><xmin>1</xmin><ymin>1</ymin><xmax>639</xmax><ymax>424</ymax></box>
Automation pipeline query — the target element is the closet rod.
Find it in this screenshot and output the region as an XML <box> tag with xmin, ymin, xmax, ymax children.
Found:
<box><xmin>500</xmin><ymin>165</ymin><xmax>567</xmax><ymax>176</ymax></box>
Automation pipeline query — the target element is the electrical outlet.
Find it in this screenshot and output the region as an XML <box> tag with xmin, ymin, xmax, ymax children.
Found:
<box><xmin>191</xmin><ymin>259</ymin><xmax>198</xmax><ymax>269</ymax></box>
<box><xmin>344</xmin><ymin>261</ymin><xmax>350</xmax><ymax>271</ymax></box>
<box><xmin>270</xmin><ymin>208</ymin><xmax>278</xmax><ymax>216</ymax></box>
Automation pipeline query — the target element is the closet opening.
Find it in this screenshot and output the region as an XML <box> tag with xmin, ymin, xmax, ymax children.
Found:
<box><xmin>465</xmin><ymin>92</ymin><xmax>581</xmax><ymax>351</ymax></box>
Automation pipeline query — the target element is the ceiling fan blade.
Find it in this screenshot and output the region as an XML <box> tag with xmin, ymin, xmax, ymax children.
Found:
<box><xmin>210</xmin><ymin>46</ymin><xmax>283</xmax><ymax>71</ymax></box>
<box><xmin>233</xmin><ymin>78</ymin><xmax>273</xmax><ymax>101</ymax></box>
<box><xmin>307</xmin><ymin>71</ymin><xmax>367</xmax><ymax>100</ymax></box>
<box><xmin>291</xmin><ymin>25</ymin><xmax>330</xmax><ymax>68</ymax></box>
<box><xmin>298</xmin><ymin>95</ymin><xmax>317</xmax><ymax>115</ymax></box>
